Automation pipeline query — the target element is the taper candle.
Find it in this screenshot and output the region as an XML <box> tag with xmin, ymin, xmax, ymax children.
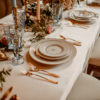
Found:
<box><xmin>12</xmin><ymin>0</ymin><xmax>17</xmax><ymax>7</ymax></box>
<box><xmin>37</xmin><ymin>0</ymin><xmax>40</xmax><ymax>21</ymax></box>
<box><xmin>12</xmin><ymin>0</ymin><xmax>18</xmax><ymax>28</ymax></box>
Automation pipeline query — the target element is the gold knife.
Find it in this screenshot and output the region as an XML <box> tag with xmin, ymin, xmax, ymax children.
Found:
<box><xmin>1</xmin><ymin>87</ymin><xmax>13</xmax><ymax>100</ymax></box>
<box><xmin>9</xmin><ymin>94</ymin><xmax>18</xmax><ymax>100</ymax></box>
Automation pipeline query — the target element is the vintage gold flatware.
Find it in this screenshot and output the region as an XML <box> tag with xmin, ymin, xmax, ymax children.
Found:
<box><xmin>65</xmin><ymin>18</ymin><xmax>89</xmax><ymax>28</ymax></box>
<box><xmin>59</xmin><ymin>35</ymin><xmax>82</xmax><ymax>46</ymax></box>
<box><xmin>28</xmin><ymin>63</ymin><xmax>60</xmax><ymax>78</ymax></box>
<box><xmin>59</xmin><ymin>35</ymin><xmax>81</xmax><ymax>43</ymax></box>
<box><xmin>71</xmin><ymin>42</ymin><xmax>81</xmax><ymax>46</ymax></box>
<box><xmin>9</xmin><ymin>94</ymin><xmax>18</xmax><ymax>100</ymax></box>
<box><xmin>1</xmin><ymin>86</ymin><xmax>13</xmax><ymax>100</ymax></box>
<box><xmin>65</xmin><ymin>24</ymin><xmax>89</xmax><ymax>29</ymax></box>
<box><xmin>30</xmin><ymin>69</ymin><xmax>60</xmax><ymax>78</ymax></box>
<box><xmin>24</xmin><ymin>72</ymin><xmax>58</xmax><ymax>84</ymax></box>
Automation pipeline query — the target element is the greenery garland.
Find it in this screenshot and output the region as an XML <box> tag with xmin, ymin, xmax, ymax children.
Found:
<box><xmin>0</xmin><ymin>68</ymin><xmax>12</xmax><ymax>91</ymax></box>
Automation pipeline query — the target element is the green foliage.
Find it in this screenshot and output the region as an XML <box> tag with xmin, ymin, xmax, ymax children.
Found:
<box><xmin>0</xmin><ymin>68</ymin><xmax>12</xmax><ymax>91</ymax></box>
<box><xmin>25</xmin><ymin>3</ymin><xmax>53</xmax><ymax>42</ymax></box>
<box><xmin>25</xmin><ymin>3</ymin><xmax>53</xmax><ymax>33</ymax></box>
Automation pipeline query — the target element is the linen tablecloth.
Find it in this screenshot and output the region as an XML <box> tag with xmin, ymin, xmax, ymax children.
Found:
<box><xmin>0</xmin><ymin>5</ymin><xmax>100</xmax><ymax>100</ymax></box>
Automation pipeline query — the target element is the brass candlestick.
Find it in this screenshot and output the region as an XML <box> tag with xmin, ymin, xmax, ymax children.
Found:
<box><xmin>12</xmin><ymin>7</ymin><xmax>18</xmax><ymax>29</ymax></box>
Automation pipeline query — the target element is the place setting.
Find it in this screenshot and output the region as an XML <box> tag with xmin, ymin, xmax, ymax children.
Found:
<box><xmin>24</xmin><ymin>38</ymin><xmax>77</xmax><ymax>85</ymax></box>
<box><xmin>64</xmin><ymin>9</ymin><xmax>98</xmax><ymax>28</ymax></box>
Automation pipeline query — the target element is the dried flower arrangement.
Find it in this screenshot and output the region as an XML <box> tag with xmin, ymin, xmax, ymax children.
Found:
<box><xmin>25</xmin><ymin>1</ymin><xmax>53</xmax><ymax>41</ymax></box>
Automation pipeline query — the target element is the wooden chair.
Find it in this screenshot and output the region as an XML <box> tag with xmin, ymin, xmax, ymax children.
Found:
<box><xmin>0</xmin><ymin>0</ymin><xmax>23</xmax><ymax>19</ymax></box>
<box><xmin>67</xmin><ymin>73</ymin><xmax>100</xmax><ymax>100</ymax></box>
<box><xmin>87</xmin><ymin>36</ymin><xmax>100</xmax><ymax>78</ymax></box>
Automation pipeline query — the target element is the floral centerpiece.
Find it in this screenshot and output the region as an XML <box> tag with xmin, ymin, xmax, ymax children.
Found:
<box><xmin>25</xmin><ymin>0</ymin><xmax>53</xmax><ymax>41</ymax></box>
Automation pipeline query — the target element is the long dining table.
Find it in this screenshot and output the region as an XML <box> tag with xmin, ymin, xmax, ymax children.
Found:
<box><xmin>0</xmin><ymin>3</ymin><xmax>100</xmax><ymax>100</ymax></box>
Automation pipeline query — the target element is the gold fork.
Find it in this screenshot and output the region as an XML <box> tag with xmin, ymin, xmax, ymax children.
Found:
<box><xmin>28</xmin><ymin>63</ymin><xmax>60</xmax><ymax>78</ymax></box>
<box><xmin>59</xmin><ymin>35</ymin><xmax>82</xmax><ymax>46</ymax></box>
<box><xmin>30</xmin><ymin>69</ymin><xmax>60</xmax><ymax>78</ymax></box>
<box><xmin>25</xmin><ymin>72</ymin><xmax>58</xmax><ymax>84</ymax></box>
<box><xmin>1</xmin><ymin>87</ymin><xmax>13</xmax><ymax>100</ymax></box>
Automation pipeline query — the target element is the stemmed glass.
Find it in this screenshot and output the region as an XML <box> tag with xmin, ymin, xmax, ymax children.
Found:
<box><xmin>73</xmin><ymin>0</ymin><xmax>81</xmax><ymax>9</ymax></box>
<box><xmin>4</xmin><ymin>25</ymin><xmax>15</xmax><ymax>50</ymax></box>
<box><xmin>52</xmin><ymin>2</ymin><xmax>64</xmax><ymax>28</ymax></box>
<box><xmin>77</xmin><ymin>0</ymin><xmax>81</xmax><ymax>5</ymax></box>
<box><xmin>76</xmin><ymin>0</ymin><xmax>85</xmax><ymax>8</ymax></box>
<box><xmin>3</xmin><ymin>9</ymin><xmax>25</xmax><ymax>66</ymax></box>
<box><xmin>3</xmin><ymin>24</ymin><xmax>24</xmax><ymax>66</ymax></box>
<box><xmin>52</xmin><ymin>3</ymin><xmax>59</xmax><ymax>26</ymax></box>
<box><xmin>11</xmin><ymin>30</ymin><xmax>24</xmax><ymax>66</ymax></box>
<box><xmin>11</xmin><ymin>8</ymin><xmax>25</xmax><ymax>66</ymax></box>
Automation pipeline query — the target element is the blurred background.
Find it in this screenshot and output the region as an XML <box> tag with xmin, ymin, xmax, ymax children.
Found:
<box><xmin>0</xmin><ymin>0</ymin><xmax>23</xmax><ymax>18</ymax></box>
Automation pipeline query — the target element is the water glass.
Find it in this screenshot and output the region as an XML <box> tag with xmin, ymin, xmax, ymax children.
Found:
<box><xmin>11</xmin><ymin>32</ymin><xmax>24</xmax><ymax>66</ymax></box>
<box><xmin>3</xmin><ymin>25</ymin><xmax>15</xmax><ymax>50</ymax></box>
<box><xmin>4</xmin><ymin>8</ymin><xmax>25</xmax><ymax>66</ymax></box>
<box><xmin>11</xmin><ymin>8</ymin><xmax>25</xmax><ymax>66</ymax></box>
<box><xmin>52</xmin><ymin>2</ymin><xmax>64</xmax><ymax>26</ymax></box>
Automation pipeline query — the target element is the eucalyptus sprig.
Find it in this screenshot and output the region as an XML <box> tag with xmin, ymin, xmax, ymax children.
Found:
<box><xmin>0</xmin><ymin>68</ymin><xmax>12</xmax><ymax>91</ymax></box>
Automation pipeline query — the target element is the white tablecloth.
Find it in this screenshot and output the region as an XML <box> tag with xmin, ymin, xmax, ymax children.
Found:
<box><xmin>0</xmin><ymin>5</ymin><xmax>100</xmax><ymax>100</ymax></box>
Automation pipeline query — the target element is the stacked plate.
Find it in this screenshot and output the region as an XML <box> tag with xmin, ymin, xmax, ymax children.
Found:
<box><xmin>29</xmin><ymin>39</ymin><xmax>76</xmax><ymax>65</ymax></box>
<box><xmin>87</xmin><ymin>0</ymin><xmax>100</xmax><ymax>4</ymax></box>
<box><xmin>69</xmin><ymin>10</ymin><xmax>97</xmax><ymax>22</ymax></box>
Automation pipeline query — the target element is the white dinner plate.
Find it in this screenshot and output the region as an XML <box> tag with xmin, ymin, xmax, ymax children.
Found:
<box><xmin>29</xmin><ymin>39</ymin><xmax>77</xmax><ymax>65</ymax></box>
<box><xmin>69</xmin><ymin>10</ymin><xmax>96</xmax><ymax>22</ymax></box>
<box><xmin>73</xmin><ymin>10</ymin><xmax>94</xmax><ymax>19</ymax></box>
<box><xmin>37</xmin><ymin>39</ymin><xmax>71</xmax><ymax>58</ymax></box>
<box><xmin>36</xmin><ymin>46</ymin><xmax>69</xmax><ymax>61</ymax></box>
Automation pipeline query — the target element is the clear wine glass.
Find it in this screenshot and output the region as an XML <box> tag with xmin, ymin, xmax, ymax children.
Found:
<box><xmin>52</xmin><ymin>2</ymin><xmax>64</xmax><ymax>28</ymax></box>
<box><xmin>73</xmin><ymin>0</ymin><xmax>81</xmax><ymax>9</ymax></box>
<box><xmin>3</xmin><ymin>24</ymin><xmax>23</xmax><ymax>65</ymax></box>
<box><xmin>52</xmin><ymin>3</ymin><xmax>59</xmax><ymax>26</ymax></box>
<box><xmin>77</xmin><ymin>0</ymin><xmax>81</xmax><ymax>5</ymax></box>
<box><xmin>11</xmin><ymin>32</ymin><xmax>24</xmax><ymax>66</ymax></box>
<box><xmin>11</xmin><ymin>8</ymin><xmax>25</xmax><ymax>66</ymax></box>
<box><xmin>4</xmin><ymin>8</ymin><xmax>25</xmax><ymax>66</ymax></box>
<box><xmin>3</xmin><ymin>25</ymin><xmax>15</xmax><ymax>50</ymax></box>
<box><xmin>76</xmin><ymin>0</ymin><xmax>84</xmax><ymax>8</ymax></box>
<box><xmin>57</xmin><ymin>2</ymin><xmax>64</xmax><ymax>20</ymax></box>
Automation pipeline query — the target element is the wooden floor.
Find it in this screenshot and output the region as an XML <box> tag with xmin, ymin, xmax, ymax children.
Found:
<box><xmin>87</xmin><ymin>64</ymin><xmax>100</xmax><ymax>80</ymax></box>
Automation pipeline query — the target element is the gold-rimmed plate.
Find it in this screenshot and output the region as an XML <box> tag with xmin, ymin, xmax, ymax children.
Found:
<box><xmin>35</xmin><ymin>47</ymin><xmax>69</xmax><ymax>61</ymax></box>
<box><xmin>37</xmin><ymin>39</ymin><xmax>71</xmax><ymax>58</ymax></box>
<box><xmin>69</xmin><ymin>10</ymin><xmax>97</xmax><ymax>22</ymax></box>
<box><xmin>29</xmin><ymin>39</ymin><xmax>77</xmax><ymax>65</ymax></box>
